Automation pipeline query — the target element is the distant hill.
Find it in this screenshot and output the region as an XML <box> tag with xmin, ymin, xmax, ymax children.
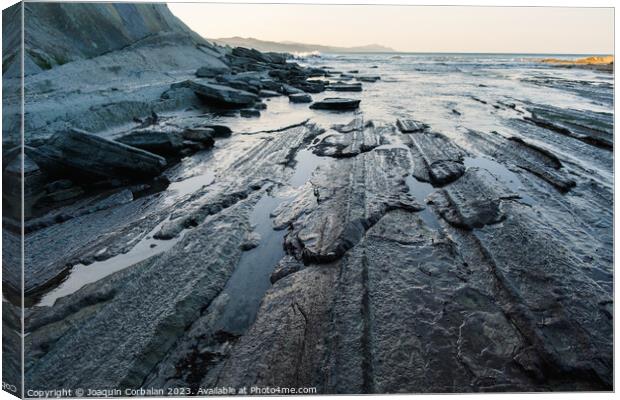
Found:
<box><xmin>211</xmin><ymin>36</ymin><xmax>395</xmax><ymax>54</ymax></box>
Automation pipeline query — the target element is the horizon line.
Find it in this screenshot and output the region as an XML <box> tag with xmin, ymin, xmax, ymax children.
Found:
<box><xmin>207</xmin><ymin>38</ymin><xmax>612</xmax><ymax>56</ymax></box>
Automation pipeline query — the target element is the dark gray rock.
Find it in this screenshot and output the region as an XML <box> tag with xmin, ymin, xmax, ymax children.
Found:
<box><xmin>328</xmin><ymin>82</ymin><xmax>363</xmax><ymax>92</ymax></box>
<box><xmin>43</xmin><ymin>186</ymin><xmax>85</xmax><ymax>203</ymax></box>
<box><xmin>269</xmin><ymin>256</ymin><xmax>304</xmax><ymax>284</ymax></box>
<box><xmin>196</xmin><ymin>124</ymin><xmax>232</xmax><ymax>138</ymax></box>
<box><xmin>288</xmin><ymin>93</ymin><xmax>312</xmax><ymax>103</ymax></box>
<box><xmin>429</xmin><ymin>168</ymin><xmax>518</xmax><ymax>229</ymax></box>
<box><xmin>212</xmin><ymin>265</ymin><xmax>337</xmax><ymax>390</ymax></box>
<box><xmin>258</xmin><ymin>90</ymin><xmax>280</xmax><ymax>98</ymax></box>
<box><xmin>356</xmin><ymin>75</ymin><xmax>380</xmax><ymax>83</ymax></box>
<box><xmin>240</xmin><ymin>231</ymin><xmax>261</xmax><ymax>251</ymax></box>
<box><xmin>181</xmin><ymin>80</ymin><xmax>258</xmax><ymax>107</ymax></box>
<box><xmin>463</xmin><ymin>130</ymin><xmax>576</xmax><ymax>193</ymax></box>
<box><xmin>299</xmin><ymin>81</ymin><xmax>326</xmax><ymax>93</ymax></box>
<box><xmin>25</xmin><ymin>198</ymin><xmax>257</xmax><ymax>390</ymax></box>
<box><xmin>231</xmin><ymin>47</ymin><xmax>287</xmax><ymax>65</ymax></box>
<box><xmin>44</xmin><ymin>179</ymin><xmax>74</xmax><ymax>193</ymax></box>
<box><xmin>240</xmin><ymin>109</ymin><xmax>260</xmax><ymax>118</ymax></box>
<box><xmin>281</xmin><ymin>84</ymin><xmax>304</xmax><ymax>95</ymax></box>
<box><xmin>310</xmin><ymin>97</ymin><xmax>361</xmax><ymax>111</ymax></box>
<box><xmin>273</xmin><ymin>147</ymin><xmax>422</xmax><ymax>263</ymax></box>
<box><xmin>259</xmin><ymin>79</ymin><xmax>283</xmax><ymax>92</ymax></box>
<box><xmin>396</xmin><ymin>118</ymin><xmax>429</xmax><ymax>133</ymax></box>
<box><xmin>408</xmin><ymin>131</ymin><xmax>466</xmax><ymax>185</ymax></box>
<box><xmin>29</xmin><ymin>128</ymin><xmax>167</xmax><ymax>181</ymax></box>
<box><xmin>195</xmin><ymin>65</ymin><xmax>230</xmax><ymax>78</ymax></box>
<box><xmin>3</xmin><ymin>152</ymin><xmax>47</xmax><ymax>219</ymax></box>
<box><xmin>181</xmin><ymin>128</ymin><xmax>215</xmax><ymax>145</ymax></box>
<box><xmin>313</xmin><ymin>118</ymin><xmax>383</xmax><ymax>158</ymax></box>
<box><xmin>116</xmin><ymin>126</ymin><xmax>185</xmax><ymax>157</ymax></box>
<box><xmin>525</xmin><ymin>105</ymin><xmax>613</xmax><ymax>150</ymax></box>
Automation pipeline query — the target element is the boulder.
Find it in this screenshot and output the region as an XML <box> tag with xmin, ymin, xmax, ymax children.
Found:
<box><xmin>182</xmin><ymin>80</ymin><xmax>258</xmax><ymax>107</ymax></box>
<box><xmin>310</xmin><ymin>98</ymin><xmax>361</xmax><ymax>111</ymax></box>
<box><xmin>288</xmin><ymin>93</ymin><xmax>312</xmax><ymax>103</ymax></box>
<box><xmin>28</xmin><ymin>128</ymin><xmax>166</xmax><ymax>181</ymax></box>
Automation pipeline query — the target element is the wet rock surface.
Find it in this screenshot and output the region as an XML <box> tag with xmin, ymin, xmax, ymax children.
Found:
<box><xmin>312</xmin><ymin>117</ymin><xmax>384</xmax><ymax>158</ymax></box>
<box><xmin>429</xmin><ymin>168</ymin><xmax>518</xmax><ymax>229</ymax></box>
<box><xmin>407</xmin><ymin>130</ymin><xmax>466</xmax><ymax>185</ymax></box>
<box><xmin>328</xmin><ymin>82</ymin><xmax>363</xmax><ymax>92</ymax></box>
<box><xmin>29</xmin><ymin>128</ymin><xmax>167</xmax><ymax>181</ymax></box>
<box><xmin>396</xmin><ymin>118</ymin><xmax>429</xmax><ymax>133</ymax></box>
<box><xmin>524</xmin><ymin>105</ymin><xmax>613</xmax><ymax>150</ymax></box>
<box><xmin>183</xmin><ymin>80</ymin><xmax>259</xmax><ymax>107</ymax></box>
<box><xmin>310</xmin><ymin>97</ymin><xmax>361</xmax><ymax>111</ymax></box>
<box><xmin>289</xmin><ymin>93</ymin><xmax>313</xmax><ymax>103</ymax></box>
<box><xmin>274</xmin><ymin>146</ymin><xmax>423</xmax><ymax>263</ymax></box>
<box><xmin>6</xmin><ymin>8</ymin><xmax>613</xmax><ymax>394</ymax></box>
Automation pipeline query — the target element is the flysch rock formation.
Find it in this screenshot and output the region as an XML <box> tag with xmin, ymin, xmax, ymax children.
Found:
<box><xmin>1</xmin><ymin>1</ymin><xmax>613</xmax><ymax>396</ymax></box>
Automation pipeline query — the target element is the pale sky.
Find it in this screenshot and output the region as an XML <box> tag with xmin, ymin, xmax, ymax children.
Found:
<box><xmin>168</xmin><ymin>3</ymin><xmax>614</xmax><ymax>54</ymax></box>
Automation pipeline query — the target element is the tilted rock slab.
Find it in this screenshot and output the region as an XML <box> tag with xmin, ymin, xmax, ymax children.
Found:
<box><xmin>25</xmin><ymin>198</ymin><xmax>258</xmax><ymax>390</ymax></box>
<box><xmin>310</xmin><ymin>97</ymin><xmax>360</xmax><ymax>111</ymax></box>
<box><xmin>27</xmin><ymin>128</ymin><xmax>167</xmax><ymax>181</ymax></box>
<box><xmin>429</xmin><ymin>167</ymin><xmax>519</xmax><ymax>229</ymax></box>
<box><xmin>178</xmin><ymin>79</ymin><xmax>258</xmax><ymax>107</ymax></box>
<box><xmin>463</xmin><ymin>129</ymin><xmax>576</xmax><ymax>193</ymax></box>
<box><xmin>273</xmin><ymin>146</ymin><xmax>423</xmax><ymax>263</ymax></box>
<box><xmin>396</xmin><ymin>118</ymin><xmax>429</xmax><ymax>133</ymax></box>
<box><xmin>312</xmin><ymin>117</ymin><xmax>384</xmax><ymax>158</ymax></box>
<box><xmin>407</xmin><ymin>130</ymin><xmax>466</xmax><ymax>185</ymax></box>
<box><xmin>525</xmin><ymin>105</ymin><xmax>613</xmax><ymax>150</ymax></box>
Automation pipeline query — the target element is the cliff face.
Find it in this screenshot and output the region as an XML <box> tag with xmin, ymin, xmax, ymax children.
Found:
<box><xmin>2</xmin><ymin>2</ymin><xmax>230</xmax><ymax>142</ymax></box>
<box><xmin>3</xmin><ymin>2</ymin><xmax>207</xmax><ymax>76</ymax></box>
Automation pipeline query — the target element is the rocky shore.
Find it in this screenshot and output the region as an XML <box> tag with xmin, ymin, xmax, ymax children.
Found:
<box><xmin>2</xmin><ymin>2</ymin><xmax>613</xmax><ymax>396</ymax></box>
<box><xmin>539</xmin><ymin>55</ymin><xmax>614</xmax><ymax>72</ymax></box>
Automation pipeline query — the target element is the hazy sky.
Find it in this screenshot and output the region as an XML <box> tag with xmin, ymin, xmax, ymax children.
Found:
<box><xmin>168</xmin><ymin>3</ymin><xmax>613</xmax><ymax>54</ymax></box>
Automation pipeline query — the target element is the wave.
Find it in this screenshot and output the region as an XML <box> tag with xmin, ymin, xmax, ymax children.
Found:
<box><xmin>290</xmin><ymin>50</ymin><xmax>322</xmax><ymax>59</ymax></box>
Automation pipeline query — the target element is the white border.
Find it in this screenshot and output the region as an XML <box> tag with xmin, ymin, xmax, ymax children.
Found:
<box><xmin>0</xmin><ymin>2</ymin><xmax>616</xmax><ymax>400</ymax></box>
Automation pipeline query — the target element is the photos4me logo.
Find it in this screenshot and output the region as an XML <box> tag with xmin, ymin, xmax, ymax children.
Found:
<box><xmin>3</xmin><ymin>381</ymin><xmax>18</xmax><ymax>393</ymax></box>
